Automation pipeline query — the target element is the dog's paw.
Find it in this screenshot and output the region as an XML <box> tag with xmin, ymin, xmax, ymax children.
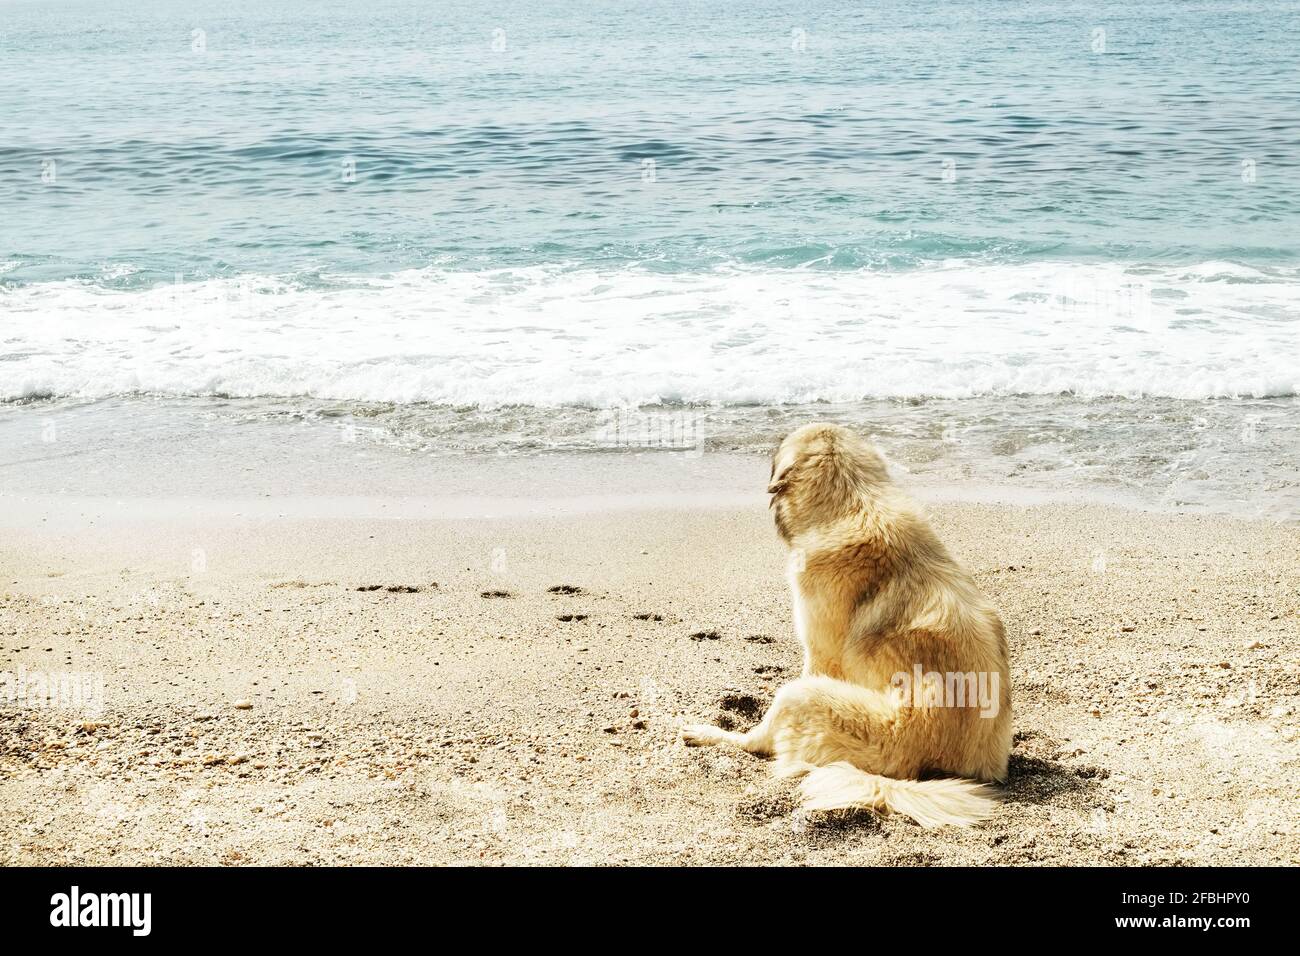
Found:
<box><xmin>680</xmin><ymin>724</ymin><xmax>722</xmax><ymax>747</ymax></box>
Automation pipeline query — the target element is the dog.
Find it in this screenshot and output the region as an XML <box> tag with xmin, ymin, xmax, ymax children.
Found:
<box><xmin>681</xmin><ymin>423</ymin><xmax>1011</xmax><ymax>827</ymax></box>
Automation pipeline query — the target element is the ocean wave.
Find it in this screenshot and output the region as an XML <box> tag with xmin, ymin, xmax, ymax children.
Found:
<box><xmin>2</xmin><ymin>262</ymin><xmax>1297</xmax><ymax>406</ymax></box>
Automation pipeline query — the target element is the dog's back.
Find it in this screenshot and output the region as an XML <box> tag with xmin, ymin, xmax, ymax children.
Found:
<box><xmin>787</xmin><ymin>463</ymin><xmax>1011</xmax><ymax>782</ymax></box>
<box><xmin>684</xmin><ymin>423</ymin><xmax>1012</xmax><ymax>826</ymax></box>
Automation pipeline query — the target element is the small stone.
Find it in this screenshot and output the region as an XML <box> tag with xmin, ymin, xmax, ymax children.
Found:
<box><xmin>234</xmin><ymin>699</ymin><xmax>253</xmax><ymax>710</ymax></box>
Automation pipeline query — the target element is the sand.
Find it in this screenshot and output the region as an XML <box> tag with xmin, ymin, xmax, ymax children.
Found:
<box><xmin>1</xmin><ymin>475</ymin><xmax>1297</xmax><ymax>865</ymax></box>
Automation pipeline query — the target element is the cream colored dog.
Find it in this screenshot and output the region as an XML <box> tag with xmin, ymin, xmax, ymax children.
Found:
<box><xmin>681</xmin><ymin>423</ymin><xmax>1012</xmax><ymax>827</ymax></box>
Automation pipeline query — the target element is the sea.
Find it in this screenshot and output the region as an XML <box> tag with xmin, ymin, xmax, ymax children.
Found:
<box><xmin>2</xmin><ymin>0</ymin><xmax>1298</xmax><ymax>519</ymax></box>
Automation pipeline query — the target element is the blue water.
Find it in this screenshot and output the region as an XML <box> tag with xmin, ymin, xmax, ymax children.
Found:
<box><xmin>1</xmin><ymin>0</ymin><xmax>1298</xmax><ymax>519</ymax></box>
<box><xmin>3</xmin><ymin>0</ymin><xmax>1300</xmax><ymax>284</ymax></box>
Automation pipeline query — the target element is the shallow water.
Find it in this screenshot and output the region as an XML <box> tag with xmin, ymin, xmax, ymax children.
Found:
<box><xmin>2</xmin><ymin>394</ymin><xmax>1295</xmax><ymax>524</ymax></box>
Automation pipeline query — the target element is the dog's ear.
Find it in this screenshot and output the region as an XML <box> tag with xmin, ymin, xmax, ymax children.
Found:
<box><xmin>767</xmin><ymin>456</ymin><xmax>796</xmax><ymax>495</ymax></box>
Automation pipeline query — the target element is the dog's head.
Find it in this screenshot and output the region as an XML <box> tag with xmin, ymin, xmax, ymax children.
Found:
<box><xmin>768</xmin><ymin>423</ymin><xmax>889</xmax><ymax>543</ymax></box>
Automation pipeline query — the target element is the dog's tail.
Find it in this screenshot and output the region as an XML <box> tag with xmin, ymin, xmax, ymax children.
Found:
<box><xmin>789</xmin><ymin>761</ymin><xmax>998</xmax><ymax>828</ymax></box>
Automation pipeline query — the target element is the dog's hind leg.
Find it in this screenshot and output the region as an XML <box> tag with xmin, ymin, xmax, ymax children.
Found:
<box><xmin>680</xmin><ymin>701</ymin><xmax>780</xmax><ymax>755</ymax></box>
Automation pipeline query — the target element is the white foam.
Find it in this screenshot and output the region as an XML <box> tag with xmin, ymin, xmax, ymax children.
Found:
<box><xmin>2</xmin><ymin>261</ymin><xmax>1297</xmax><ymax>405</ymax></box>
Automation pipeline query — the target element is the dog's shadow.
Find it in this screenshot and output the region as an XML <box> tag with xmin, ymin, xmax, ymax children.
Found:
<box><xmin>1003</xmin><ymin>730</ymin><xmax>1107</xmax><ymax>806</ymax></box>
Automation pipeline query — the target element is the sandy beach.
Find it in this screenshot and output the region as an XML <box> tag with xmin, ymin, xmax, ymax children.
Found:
<box><xmin>1</xmin><ymin>455</ymin><xmax>1296</xmax><ymax>866</ymax></box>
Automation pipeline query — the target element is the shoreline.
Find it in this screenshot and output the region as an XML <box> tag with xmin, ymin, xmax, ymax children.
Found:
<box><xmin>0</xmin><ymin>414</ymin><xmax>1292</xmax><ymax>530</ymax></box>
<box><xmin>2</xmin><ymin>393</ymin><xmax>1297</xmax><ymax>527</ymax></box>
<box><xmin>0</xmin><ymin>472</ymin><xmax>1286</xmax><ymax>533</ymax></box>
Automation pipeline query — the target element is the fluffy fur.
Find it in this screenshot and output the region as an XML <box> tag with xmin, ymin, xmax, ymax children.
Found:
<box><xmin>681</xmin><ymin>423</ymin><xmax>1012</xmax><ymax>827</ymax></box>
